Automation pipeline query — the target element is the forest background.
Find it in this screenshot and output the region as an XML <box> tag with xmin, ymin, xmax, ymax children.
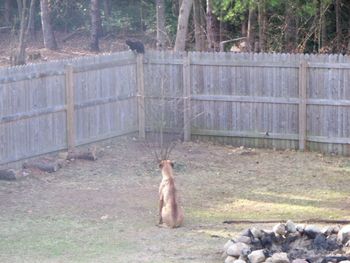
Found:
<box><xmin>1</xmin><ymin>0</ymin><xmax>350</xmax><ymax>66</ymax></box>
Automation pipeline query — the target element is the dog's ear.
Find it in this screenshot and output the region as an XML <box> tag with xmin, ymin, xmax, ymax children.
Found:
<box><xmin>159</xmin><ymin>162</ymin><xmax>164</xmax><ymax>169</ymax></box>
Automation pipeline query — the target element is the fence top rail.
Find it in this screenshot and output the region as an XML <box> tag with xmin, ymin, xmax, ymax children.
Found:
<box><xmin>0</xmin><ymin>58</ymin><xmax>136</xmax><ymax>84</ymax></box>
<box><xmin>144</xmin><ymin>51</ymin><xmax>350</xmax><ymax>68</ymax></box>
<box><xmin>190</xmin><ymin>59</ymin><xmax>299</xmax><ymax>68</ymax></box>
<box><xmin>146</xmin><ymin>50</ymin><xmax>350</xmax><ymax>59</ymax></box>
<box><xmin>2</xmin><ymin>51</ymin><xmax>350</xmax><ymax>79</ymax></box>
<box><xmin>3</xmin><ymin>58</ymin><xmax>350</xmax><ymax>84</ymax></box>
<box><xmin>0</xmin><ymin>51</ymin><xmax>136</xmax><ymax>82</ymax></box>
<box><xmin>308</xmin><ymin>62</ymin><xmax>350</xmax><ymax>69</ymax></box>
<box><xmin>0</xmin><ymin>50</ymin><xmax>134</xmax><ymax>70</ymax></box>
<box><xmin>144</xmin><ymin>58</ymin><xmax>350</xmax><ymax>69</ymax></box>
<box><xmin>0</xmin><ymin>70</ymin><xmax>66</xmax><ymax>84</ymax></box>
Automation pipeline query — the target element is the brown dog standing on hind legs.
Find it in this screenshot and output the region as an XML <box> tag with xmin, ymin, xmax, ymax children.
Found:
<box><xmin>158</xmin><ymin>160</ymin><xmax>184</xmax><ymax>228</ymax></box>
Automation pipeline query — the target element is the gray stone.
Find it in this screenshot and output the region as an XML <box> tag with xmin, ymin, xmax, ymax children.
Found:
<box><xmin>291</xmin><ymin>260</ymin><xmax>308</xmax><ymax>263</ymax></box>
<box><xmin>248</xmin><ymin>249</ymin><xmax>266</xmax><ymax>263</ymax></box>
<box><xmin>240</xmin><ymin>247</ymin><xmax>251</xmax><ymax>257</ymax></box>
<box><xmin>273</xmin><ymin>223</ymin><xmax>287</xmax><ymax>237</ymax></box>
<box><xmin>251</xmin><ymin>227</ymin><xmax>264</xmax><ymax>239</ymax></box>
<box><xmin>262</xmin><ymin>229</ymin><xmax>274</xmax><ymax>235</ymax></box>
<box><xmin>296</xmin><ymin>224</ymin><xmax>305</xmax><ymax>233</ymax></box>
<box><xmin>304</xmin><ymin>225</ymin><xmax>321</xmax><ymax>239</ymax></box>
<box><xmin>225</xmin><ymin>256</ymin><xmax>237</xmax><ymax>263</ymax></box>
<box><xmin>337</xmin><ymin>225</ymin><xmax>350</xmax><ymax>244</ymax></box>
<box><xmin>224</xmin><ymin>240</ymin><xmax>235</xmax><ymax>251</ymax></box>
<box><xmin>333</xmin><ymin>225</ymin><xmax>340</xmax><ymax>234</ymax></box>
<box><xmin>288</xmin><ymin>231</ymin><xmax>301</xmax><ymax>239</ymax></box>
<box><xmin>321</xmin><ymin>226</ymin><xmax>333</xmax><ymax>236</ymax></box>
<box><xmin>240</xmin><ymin>228</ymin><xmax>252</xmax><ymax>237</ymax></box>
<box><xmin>235</xmin><ymin>235</ymin><xmax>252</xmax><ymax>244</ymax></box>
<box><xmin>286</xmin><ymin>220</ymin><xmax>296</xmax><ymax>233</ymax></box>
<box><xmin>321</xmin><ymin>225</ymin><xmax>340</xmax><ymax>236</ymax></box>
<box><xmin>227</xmin><ymin>242</ymin><xmax>250</xmax><ymax>257</ymax></box>
<box><xmin>271</xmin><ymin>252</ymin><xmax>289</xmax><ymax>263</ymax></box>
<box><xmin>345</xmin><ymin>240</ymin><xmax>350</xmax><ymax>247</ymax></box>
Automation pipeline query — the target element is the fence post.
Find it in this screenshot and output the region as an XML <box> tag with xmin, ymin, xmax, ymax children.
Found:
<box><xmin>298</xmin><ymin>61</ymin><xmax>308</xmax><ymax>151</ymax></box>
<box><xmin>136</xmin><ymin>54</ymin><xmax>146</xmax><ymax>139</ymax></box>
<box><xmin>65</xmin><ymin>65</ymin><xmax>75</xmax><ymax>151</ymax></box>
<box><xmin>183</xmin><ymin>53</ymin><xmax>191</xmax><ymax>142</ymax></box>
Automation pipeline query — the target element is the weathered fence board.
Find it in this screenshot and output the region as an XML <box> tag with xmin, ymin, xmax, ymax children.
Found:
<box><xmin>143</xmin><ymin>51</ymin><xmax>186</xmax><ymax>135</ymax></box>
<box><xmin>1</xmin><ymin>51</ymin><xmax>350</xmax><ymax>165</ymax></box>
<box><xmin>198</xmin><ymin>52</ymin><xmax>349</xmax><ymax>154</ymax></box>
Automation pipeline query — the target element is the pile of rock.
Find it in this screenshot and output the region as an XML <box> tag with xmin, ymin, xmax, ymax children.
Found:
<box><xmin>223</xmin><ymin>221</ymin><xmax>350</xmax><ymax>263</ymax></box>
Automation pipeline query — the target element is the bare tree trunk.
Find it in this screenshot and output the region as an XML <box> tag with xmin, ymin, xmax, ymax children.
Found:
<box><xmin>347</xmin><ymin>14</ymin><xmax>350</xmax><ymax>53</ymax></box>
<box><xmin>40</xmin><ymin>0</ymin><xmax>57</xmax><ymax>50</ymax></box>
<box><xmin>247</xmin><ymin>2</ymin><xmax>257</xmax><ymax>52</ymax></box>
<box><xmin>13</xmin><ymin>0</ymin><xmax>27</xmax><ymax>65</ymax></box>
<box><xmin>241</xmin><ymin>19</ymin><xmax>247</xmax><ymax>37</ymax></box>
<box><xmin>312</xmin><ymin>0</ymin><xmax>319</xmax><ymax>52</ymax></box>
<box><xmin>284</xmin><ymin>3</ymin><xmax>296</xmax><ymax>52</ymax></box>
<box><xmin>172</xmin><ymin>0</ymin><xmax>180</xmax><ymax>17</ymax></box>
<box><xmin>199</xmin><ymin>0</ymin><xmax>207</xmax><ymax>49</ymax></box>
<box><xmin>140</xmin><ymin>0</ymin><xmax>144</xmax><ymax>32</ymax></box>
<box><xmin>156</xmin><ymin>0</ymin><xmax>166</xmax><ymax>50</ymax></box>
<box><xmin>258</xmin><ymin>0</ymin><xmax>267</xmax><ymax>52</ymax></box>
<box><xmin>174</xmin><ymin>0</ymin><xmax>193</xmax><ymax>51</ymax></box>
<box><xmin>193</xmin><ymin>0</ymin><xmax>205</xmax><ymax>51</ymax></box>
<box><xmin>103</xmin><ymin>0</ymin><xmax>111</xmax><ymax>18</ymax></box>
<box><xmin>4</xmin><ymin>0</ymin><xmax>12</xmax><ymax>25</ymax></box>
<box><xmin>17</xmin><ymin>0</ymin><xmax>23</xmax><ymax>20</ymax></box>
<box><xmin>335</xmin><ymin>0</ymin><xmax>341</xmax><ymax>52</ymax></box>
<box><xmin>26</xmin><ymin>0</ymin><xmax>36</xmax><ymax>40</ymax></box>
<box><xmin>320</xmin><ymin>0</ymin><xmax>327</xmax><ymax>50</ymax></box>
<box><xmin>90</xmin><ymin>0</ymin><xmax>101</xmax><ymax>51</ymax></box>
<box><xmin>206</xmin><ymin>0</ymin><xmax>215</xmax><ymax>51</ymax></box>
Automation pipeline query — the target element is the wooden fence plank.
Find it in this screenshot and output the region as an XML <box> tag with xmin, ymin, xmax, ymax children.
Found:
<box><xmin>298</xmin><ymin>61</ymin><xmax>308</xmax><ymax>151</ymax></box>
<box><xmin>65</xmin><ymin>65</ymin><xmax>76</xmax><ymax>151</ymax></box>
<box><xmin>183</xmin><ymin>54</ymin><xmax>191</xmax><ymax>141</ymax></box>
<box><xmin>137</xmin><ymin>54</ymin><xmax>146</xmax><ymax>139</ymax></box>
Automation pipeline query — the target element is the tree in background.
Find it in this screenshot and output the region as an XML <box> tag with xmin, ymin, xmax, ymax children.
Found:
<box><xmin>13</xmin><ymin>0</ymin><xmax>28</xmax><ymax>65</ymax></box>
<box><xmin>206</xmin><ymin>0</ymin><xmax>215</xmax><ymax>50</ymax></box>
<box><xmin>90</xmin><ymin>0</ymin><xmax>102</xmax><ymax>51</ymax></box>
<box><xmin>156</xmin><ymin>0</ymin><xmax>166</xmax><ymax>50</ymax></box>
<box><xmin>40</xmin><ymin>0</ymin><xmax>57</xmax><ymax>50</ymax></box>
<box><xmin>174</xmin><ymin>0</ymin><xmax>193</xmax><ymax>51</ymax></box>
<box><xmin>246</xmin><ymin>1</ymin><xmax>257</xmax><ymax>52</ymax></box>
<box><xmin>284</xmin><ymin>1</ymin><xmax>297</xmax><ymax>52</ymax></box>
<box><xmin>257</xmin><ymin>0</ymin><xmax>266</xmax><ymax>51</ymax></box>
<box><xmin>26</xmin><ymin>0</ymin><xmax>36</xmax><ymax>39</ymax></box>
<box><xmin>335</xmin><ymin>0</ymin><xmax>341</xmax><ymax>53</ymax></box>
<box><xmin>193</xmin><ymin>0</ymin><xmax>206</xmax><ymax>51</ymax></box>
<box><xmin>4</xmin><ymin>0</ymin><xmax>12</xmax><ymax>26</ymax></box>
<box><xmin>2</xmin><ymin>0</ymin><xmax>350</xmax><ymax>54</ymax></box>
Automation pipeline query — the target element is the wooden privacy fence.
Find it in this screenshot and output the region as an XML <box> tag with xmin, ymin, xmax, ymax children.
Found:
<box><xmin>0</xmin><ymin>52</ymin><xmax>138</xmax><ymax>165</ymax></box>
<box><xmin>143</xmin><ymin>51</ymin><xmax>350</xmax><ymax>156</ymax></box>
<box><xmin>1</xmin><ymin>51</ymin><xmax>350</xmax><ymax>165</ymax></box>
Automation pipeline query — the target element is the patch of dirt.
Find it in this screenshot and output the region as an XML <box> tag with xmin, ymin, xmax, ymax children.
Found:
<box><xmin>0</xmin><ymin>136</ymin><xmax>350</xmax><ymax>262</ymax></box>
